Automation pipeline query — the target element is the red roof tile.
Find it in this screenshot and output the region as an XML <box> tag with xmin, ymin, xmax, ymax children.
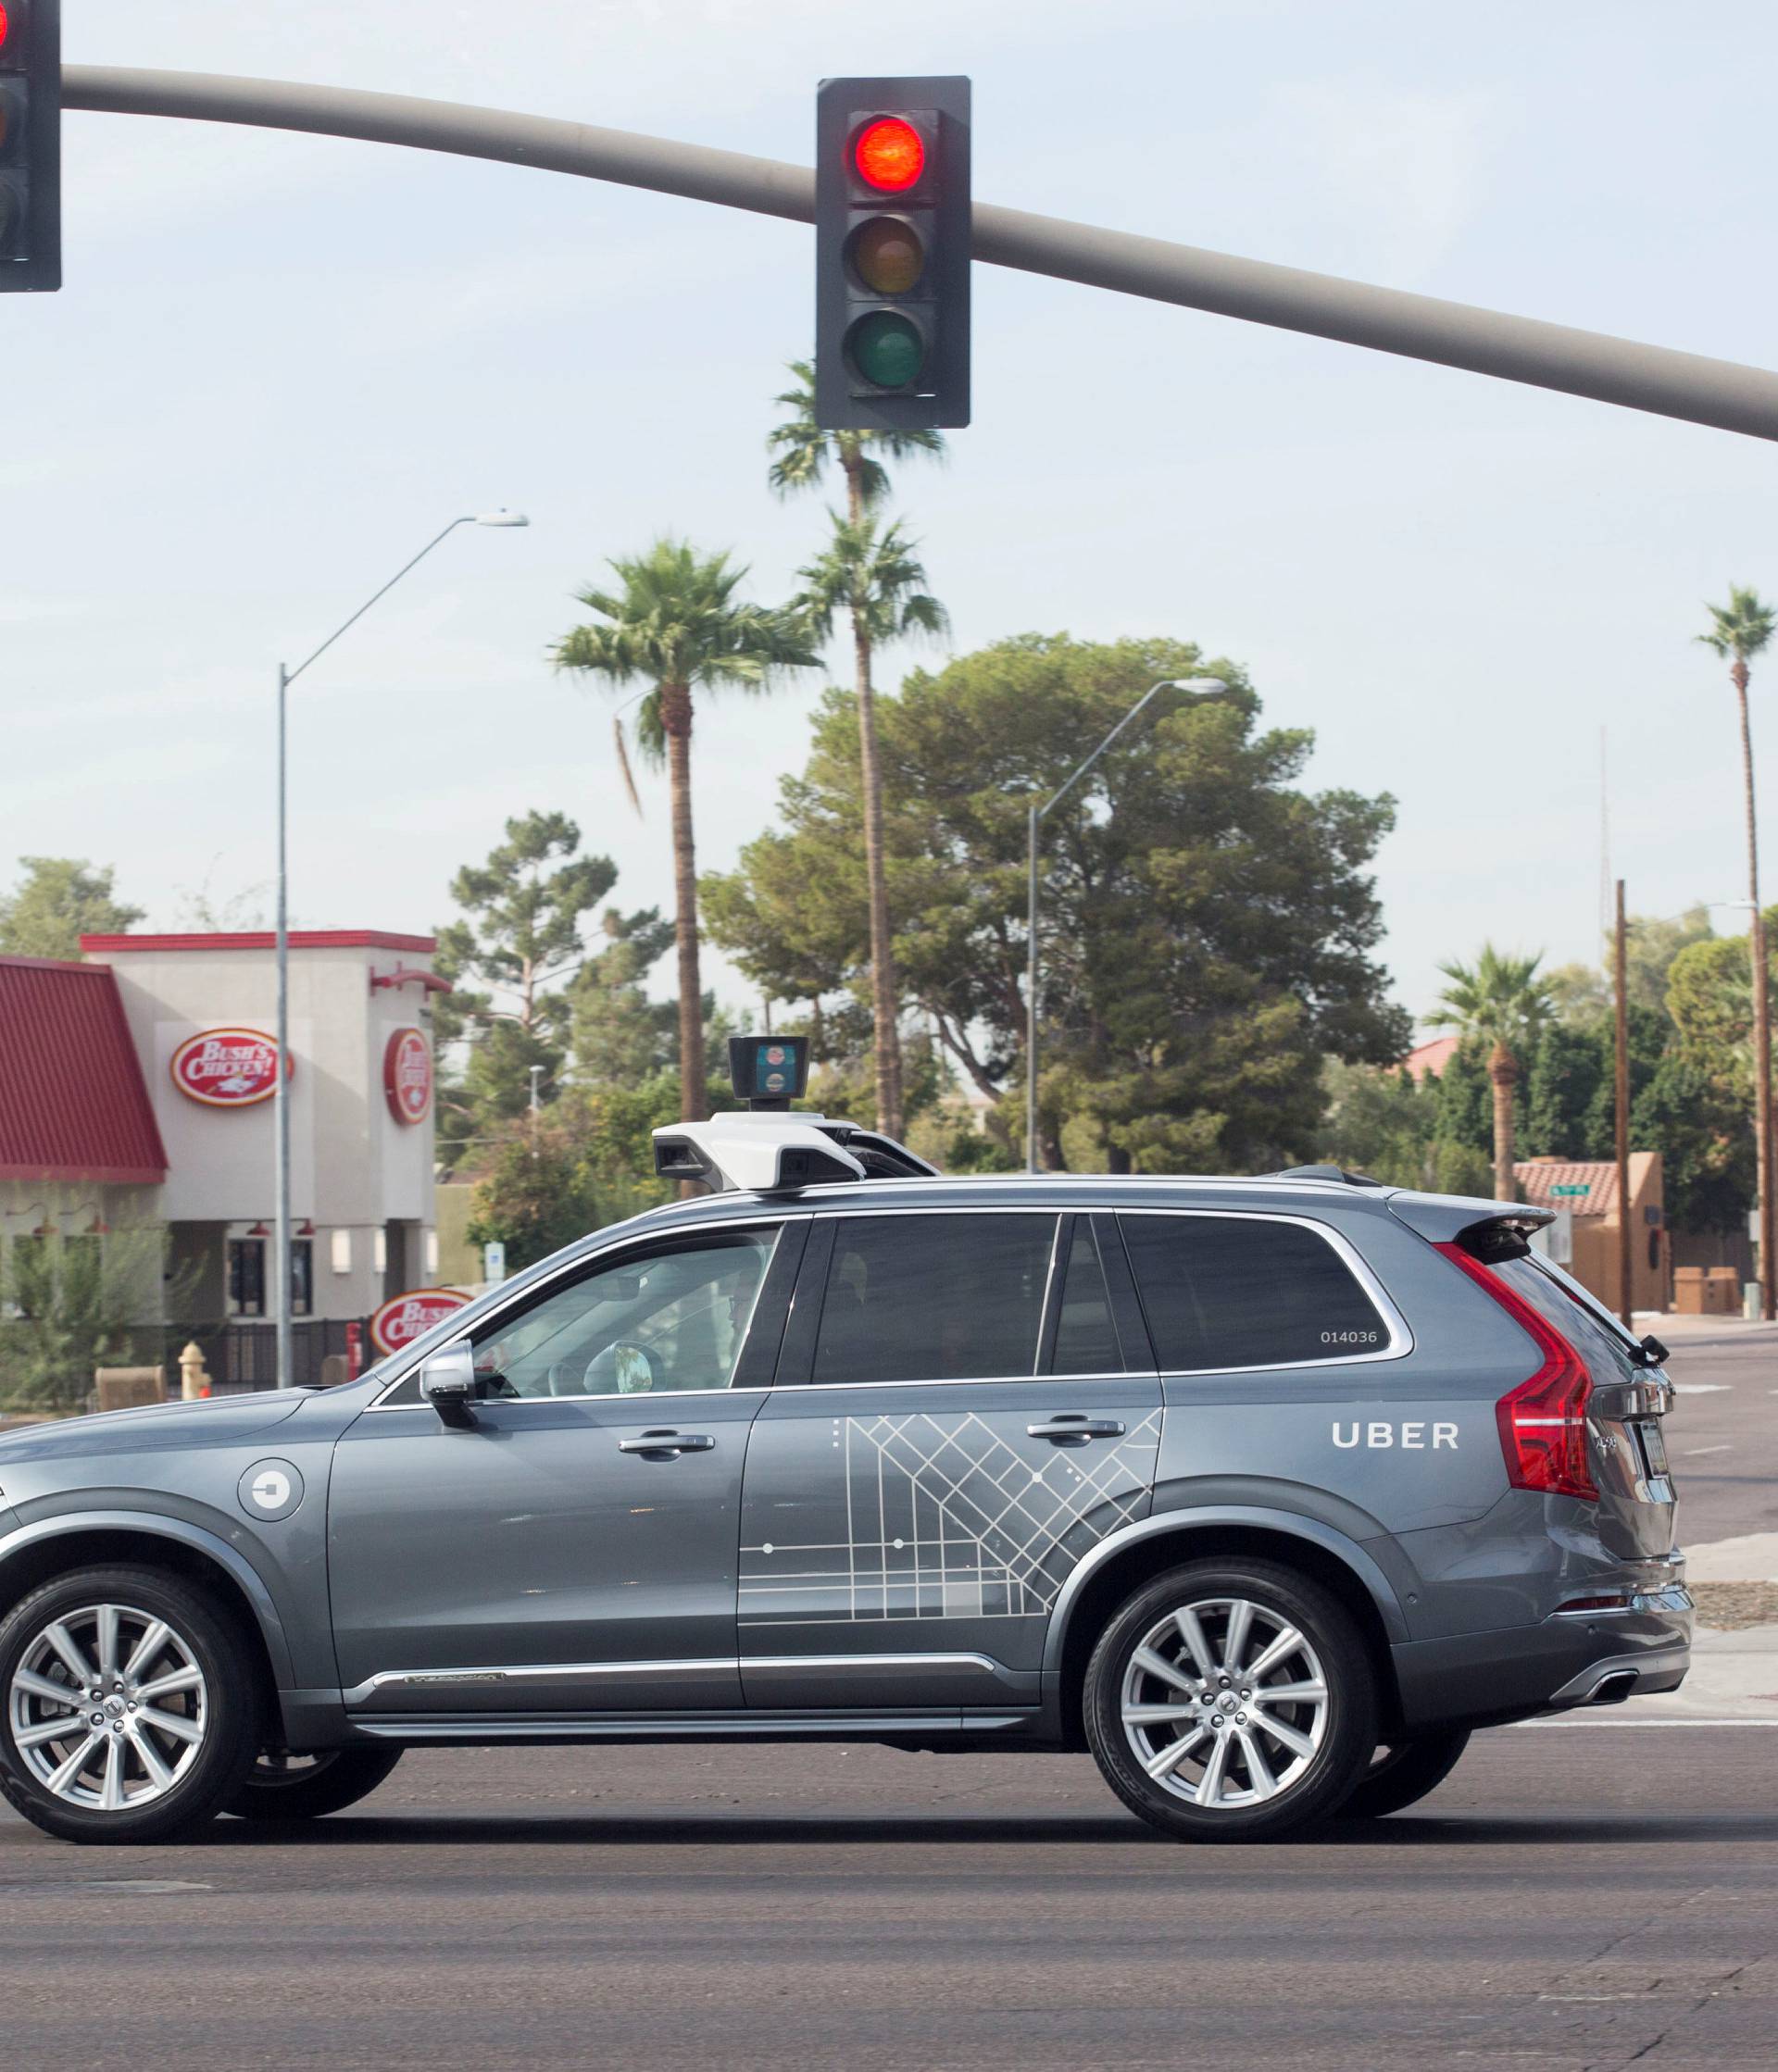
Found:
<box><xmin>1402</xmin><ymin>1035</ymin><xmax>1460</xmax><ymax>1080</ymax></box>
<box><xmin>80</xmin><ymin>930</ymin><xmax>434</xmax><ymax>954</ymax></box>
<box><xmin>1514</xmin><ymin>1159</ymin><xmax>1619</xmax><ymax>1216</ymax></box>
<box><xmin>0</xmin><ymin>956</ymin><xmax>168</xmax><ymax>1184</ymax></box>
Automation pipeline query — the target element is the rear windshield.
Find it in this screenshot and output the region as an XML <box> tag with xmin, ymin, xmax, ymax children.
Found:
<box><xmin>1488</xmin><ymin>1254</ymin><xmax>1641</xmax><ymax>1380</ymax></box>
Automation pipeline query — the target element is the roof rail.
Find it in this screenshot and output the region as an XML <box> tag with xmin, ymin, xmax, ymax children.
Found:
<box><xmin>1266</xmin><ymin>1163</ymin><xmax>1388</xmax><ymax>1189</ymax></box>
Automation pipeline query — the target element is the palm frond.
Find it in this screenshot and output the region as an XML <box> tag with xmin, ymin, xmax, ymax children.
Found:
<box><xmin>611</xmin><ymin>714</ymin><xmax>645</xmax><ymax>817</ymax></box>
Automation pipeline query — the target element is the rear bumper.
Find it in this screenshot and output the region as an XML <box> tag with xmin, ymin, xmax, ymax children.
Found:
<box><xmin>1392</xmin><ymin>1591</ymin><xmax>1692</xmax><ymax>1732</ymax></box>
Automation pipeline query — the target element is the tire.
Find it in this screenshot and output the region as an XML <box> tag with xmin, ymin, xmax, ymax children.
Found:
<box><xmin>227</xmin><ymin>1745</ymin><xmax>403</xmax><ymax>1821</ymax></box>
<box><xmin>1337</xmin><ymin>1728</ymin><xmax>1471</xmax><ymax>1819</ymax></box>
<box><xmin>1083</xmin><ymin>1557</ymin><xmax>1379</xmax><ymax>1843</ymax></box>
<box><xmin>0</xmin><ymin>1564</ymin><xmax>259</xmax><ymax>1845</ymax></box>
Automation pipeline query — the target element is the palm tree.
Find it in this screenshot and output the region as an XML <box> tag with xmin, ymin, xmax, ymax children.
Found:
<box><xmin>769</xmin><ymin>361</ymin><xmax>945</xmax><ymax>1136</ymax></box>
<box><xmin>794</xmin><ymin>515</ymin><xmax>948</xmax><ymax>1138</ymax></box>
<box><xmin>1699</xmin><ymin>585</ymin><xmax>1778</xmax><ymax>1317</ymax></box>
<box><xmin>767</xmin><ymin>358</ymin><xmax>945</xmax><ymax>526</ymax></box>
<box><xmin>553</xmin><ymin>540</ymin><xmax>817</xmax><ymax>1122</ymax></box>
<box><xmin>1433</xmin><ymin>946</ymin><xmax>1553</xmax><ymax>1202</ymax></box>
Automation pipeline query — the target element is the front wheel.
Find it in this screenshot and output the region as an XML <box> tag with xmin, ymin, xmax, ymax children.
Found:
<box><xmin>227</xmin><ymin>1744</ymin><xmax>404</xmax><ymax>1821</ymax></box>
<box><xmin>1083</xmin><ymin>1558</ymin><xmax>1378</xmax><ymax>1843</ymax></box>
<box><xmin>0</xmin><ymin>1565</ymin><xmax>258</xmax><ymax>1844</ymax></box>
<box><xmin>1337</xmin><ymin>1728</ymin><xmax>1471</xmax><ymax>1819</ymax></box>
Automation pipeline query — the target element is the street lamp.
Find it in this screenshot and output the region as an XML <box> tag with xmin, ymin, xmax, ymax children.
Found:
<box><xmin>272</xmin><ymin>510</ymin><xmax>530</xmax><ymax>1390</ymax></box>
<box><xmin>1024</xmin><ymin>677</ymin><xmax>1231</xmax><ymax>1173</ymax></box>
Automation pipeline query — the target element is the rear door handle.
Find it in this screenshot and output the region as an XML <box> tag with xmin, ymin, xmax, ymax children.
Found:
<box><xmin>1027</xmin><ymin>1417</ymin><xmax>1126</xmax><ymax>1443</ymax></box>
<box><xmin>618</xmin><ymin>1430</ymin><xmax>717</xmax><ymax>1455</ymax></box>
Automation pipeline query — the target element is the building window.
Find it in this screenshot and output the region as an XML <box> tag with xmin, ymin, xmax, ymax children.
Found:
<box><xmin>331</xmin><ymin>1229</ymin><xmax>352</xmax><ymax>1275</ymax></box>
<box><xmin>372</xmin><ymin>1229</ymin><xmax>388</xmax><ymax>1276</ymax></box>
<box><xmin>228</xmin><ymin>1239</ymin><xmax>267</xmax><ymax>1317</ymax></box>
<box><xmin>424</xmin><ymin>1228</ymin><xmax>439</xmax><ymax>1278</ymax></box>
<box><xmin>291</xmin><ymin>1239</ymin><xmax>313</xmax><ymax>1318</ymax></box>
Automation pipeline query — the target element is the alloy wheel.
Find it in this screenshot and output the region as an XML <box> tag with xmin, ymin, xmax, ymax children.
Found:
<box><xmin>1119</xmin><ymin>1594</ymin><xmax>1329</xmax><ymax>1808</ymax></box>
<box><xmin>6</xmin><ymin>1602</ymin><xmax>208</xmax><ymax>1812</ymax></box>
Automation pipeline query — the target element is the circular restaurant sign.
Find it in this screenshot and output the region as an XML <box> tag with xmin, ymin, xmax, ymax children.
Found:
<box><xmin>369</xmin><ymin>1286</ymin><xmax>471</xmax><ymax>1358</ymax></box>
<box><xmin>169</xmin><ymin>1027</ymin><xmax>289</xmax><ymax>1109</ymax></box>
<box><xmin>383</xmin><ymin>1026</ymin><xmax>433</xmax><ymax>1125</ymax></box>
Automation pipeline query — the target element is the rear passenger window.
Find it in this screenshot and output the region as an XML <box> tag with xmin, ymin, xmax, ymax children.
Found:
<box><xmin>1120</xmin><ymin>1214</ymin><xmax>1389</xmax><ymax>1372</ymax></box>
<box><xmin>812</xmin><ymin>1214</ymin><xmax>1055</xmax><ymax>1384</ymax></box>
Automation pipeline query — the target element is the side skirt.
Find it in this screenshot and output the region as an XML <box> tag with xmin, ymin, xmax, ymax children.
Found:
<box><xmin>344</xmin><ymin>1705</ymin><xmax>1049</xmax><ymax>1748</ymax></box>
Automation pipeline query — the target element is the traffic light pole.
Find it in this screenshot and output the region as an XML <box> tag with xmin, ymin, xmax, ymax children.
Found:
<box><xmin>58</xmin><ymin>65</ymin><xmax>1778</xmax><ymax>446</ymax></box>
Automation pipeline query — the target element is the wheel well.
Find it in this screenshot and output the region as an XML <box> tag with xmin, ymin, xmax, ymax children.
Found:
<box><xmin>0</xmin><ymin>1529</ymin><xmax>280</xmax><ymax>1721</ymax></box>
<box><xmin>1054</xmin><ymin>1525</ymin><xmax>1403</xmax><ymax>1750</ymax></box>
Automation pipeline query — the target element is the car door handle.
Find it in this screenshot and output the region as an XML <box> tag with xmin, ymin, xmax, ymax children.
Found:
<box><xmin>618</xmin><ymin>1430</ymin><xmax>716</xmax><ymax>1455</ymax></box>
<box><xmin>1027</xmin><ymin>1417</ymin><xmax>1126</xmax><ymax>1442</ymax></box>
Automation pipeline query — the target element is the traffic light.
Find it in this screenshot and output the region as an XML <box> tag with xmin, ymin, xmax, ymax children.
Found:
<box><xmin>815</xmin><ymin>75</ymin><xmax>970</xmax><ymax>431</ymax></box>
<box><xmin>0</xmin><ymin>0</ymin><xmax>60</xmax><ymax>293</ymax></box>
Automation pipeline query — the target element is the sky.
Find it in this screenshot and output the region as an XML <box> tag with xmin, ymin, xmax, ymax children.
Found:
<box><xmin>5</xmin><ymin>1</ymin><xmax>1777</xmax><ymax>1033</ymax></box>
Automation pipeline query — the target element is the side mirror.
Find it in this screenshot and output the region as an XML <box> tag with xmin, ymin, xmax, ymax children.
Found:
<box><xmin>419</xmin><ymin>1342</ymin><xmax>478</xmax><ymax>1427</ymax></box>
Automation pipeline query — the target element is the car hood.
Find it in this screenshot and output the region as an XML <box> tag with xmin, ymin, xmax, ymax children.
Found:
<box><xmin>0</xmin><ymin>1392</ymin><xmax>309</xmax><ymax>1465</ymax></box>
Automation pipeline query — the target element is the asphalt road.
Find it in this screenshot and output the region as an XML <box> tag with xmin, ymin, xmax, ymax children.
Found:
<box><xmin>1657</xmin><ymin>1319</ymin><xmax>1778</xmax><ymax>1542</ymax></box>
<box><xmin>1</xmin><ymin>1729</ymin><xmax>1774</xmax><ymax>2071</ymax></box>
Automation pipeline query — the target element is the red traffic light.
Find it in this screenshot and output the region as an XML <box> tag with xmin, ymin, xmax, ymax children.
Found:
<box><xmin>853</xmin><ymin>117</ymin><xmax>924</xmax><ymax>193</ymax></box>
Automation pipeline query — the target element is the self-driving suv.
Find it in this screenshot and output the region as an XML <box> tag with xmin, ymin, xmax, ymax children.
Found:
<box><xmin>0</xmin><ymin>1062</ymin><xmax>1688</xmax><ymax>1846</ymax></box>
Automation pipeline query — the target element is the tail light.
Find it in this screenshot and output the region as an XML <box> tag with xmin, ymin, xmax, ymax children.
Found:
<box><xmin>1434</xmin><ymin>1242</ymin><xmax>1597</xmax><ymax>1500</ymax></box>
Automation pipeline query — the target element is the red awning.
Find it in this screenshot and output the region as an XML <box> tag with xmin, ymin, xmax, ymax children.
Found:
<box><xmin>0</xmin><ymin>955</ymin><xmax>168</xmax><ymax>1184</ymax></box>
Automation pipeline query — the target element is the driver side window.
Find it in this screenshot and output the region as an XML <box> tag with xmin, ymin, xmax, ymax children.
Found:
<box><xmin>468</xmin><ymin>1229</ymin><xmax>778</xmax><ymax>1400</ymax></box>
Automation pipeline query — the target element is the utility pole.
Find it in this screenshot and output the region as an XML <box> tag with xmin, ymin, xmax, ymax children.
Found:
<box><xmin>1614</xmin><ymin>880</ymin><xmax>1633</xmax><ymax>1328</ymax></box>
<box><xmin>1756</xmin><ymin>896</ymin><xmax>1776</xmax><ymax>1320</ymax></box>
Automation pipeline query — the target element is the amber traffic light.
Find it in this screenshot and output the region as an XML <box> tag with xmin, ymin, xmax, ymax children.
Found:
<box><xmin>815</xmin><ymin>76</ymin><xmax>970</xmax><ymax>431</ymax></box>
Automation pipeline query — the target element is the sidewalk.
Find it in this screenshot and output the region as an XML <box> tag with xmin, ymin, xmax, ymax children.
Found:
<box><xmin>1612</xmin><ymin>1529</ymin><xmax>1778</xmax><ymax>1722</ymax></box>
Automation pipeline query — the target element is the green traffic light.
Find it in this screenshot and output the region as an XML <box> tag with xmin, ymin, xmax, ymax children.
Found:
<box><xmin>847</xmin><ymin>310</ymin><xmax>925</xmax><ymax>391</ymax></box>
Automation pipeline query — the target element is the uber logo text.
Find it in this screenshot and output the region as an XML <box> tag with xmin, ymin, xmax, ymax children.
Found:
<box><xmin>1333</xmin><ymin>1421</ymin><xmax>1458</xmax><ymax>1450</ymax></box>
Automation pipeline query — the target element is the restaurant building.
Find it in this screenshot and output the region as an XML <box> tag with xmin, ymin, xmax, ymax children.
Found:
<box><xmin>0</xmin><ymin>930</ymin><xmax>455</xmax><ymax>1382</ymax></box>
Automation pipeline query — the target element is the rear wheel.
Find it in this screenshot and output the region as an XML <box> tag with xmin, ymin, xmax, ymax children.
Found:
<box><xmin>227</xmin><ymin>1745</ymin><xmax>403</xmax><ymax>1821</ymax></box>
<box><xmin>1338</xmin><ymin>1728</ymin><xmax>1471</xmax><ymax>1819</ymax></box>
<box><xmin>0</xmin><ymin>1565</ymin><xmax>257</xmax><ymax>1844</ymax></box>
<box><xmin>1083</xmin><ymin>1558</ymin><xmax>1378</xmax><ymax>1843</ymax></box>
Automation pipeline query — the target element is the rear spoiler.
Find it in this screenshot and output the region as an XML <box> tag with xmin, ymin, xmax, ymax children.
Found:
<box><xmin>1386</xmin><ymin>1190</ymin><xmax>1555</xmax><ymax>1252</ymax></box>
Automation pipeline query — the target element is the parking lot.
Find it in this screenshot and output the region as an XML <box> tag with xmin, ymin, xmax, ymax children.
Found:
<box><xmin>2</xmin><ymin>1319</ymin><xmax>1772</xmax><ymax>2070</ymax></box>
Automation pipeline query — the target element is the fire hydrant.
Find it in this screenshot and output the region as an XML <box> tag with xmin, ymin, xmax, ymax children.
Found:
<box><xmin>178</xmin><ymin>1341</ymin><xmax>212</xmax><ymax>1401</ymax></box>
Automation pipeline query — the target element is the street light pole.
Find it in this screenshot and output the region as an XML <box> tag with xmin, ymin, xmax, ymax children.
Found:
<box><xmin>1024</xmin><ymin>677</ymin><xmax>1231</xmax><ymax>1174</ymax></box>
<box><xmin>271</xmin><ymin>509</ymin><xmax>529</xmax><ymax>1391</ymax></box>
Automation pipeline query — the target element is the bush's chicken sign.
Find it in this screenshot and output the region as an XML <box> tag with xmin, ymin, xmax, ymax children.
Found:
<box><xmin>369</xmin><ymin>1287</ymin><xmax>472</xmax><ymax>1357</ymax></box>
<box><xmin>383</xmin><ymin>1027</ymin><xmax>433</xmax><ymax>1125</ymax></box>
<box><xmin>169</xmin><ymin>1028</ymin><xmax>289</xmax><ymax>1108</ymax></box>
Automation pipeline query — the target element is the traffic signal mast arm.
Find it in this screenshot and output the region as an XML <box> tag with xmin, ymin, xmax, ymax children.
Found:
<box><xmin>57</xmin><ymin>64</ymin><xmax>1778</xmax><ymax>445</ymax></box>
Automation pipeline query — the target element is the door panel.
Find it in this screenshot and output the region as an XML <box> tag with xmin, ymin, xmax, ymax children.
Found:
<box><xmin>738</xmin><ymin>1210</ymin><xmax>1160</xmax><ymax>1710</ymax></box>
<box><xmin>328</xmin><ymin>1221</ymin><xmax>796</xmax><ymax>1713</ymax></box>
<box><xmin>331</xmin><ymin>1391</ymin><xmax>761</xmax><ymax>1711</ymax></box>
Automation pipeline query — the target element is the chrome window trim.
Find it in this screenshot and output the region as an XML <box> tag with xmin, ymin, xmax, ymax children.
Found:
<box><xmin>367</xmin><ymin>1198</ymin><xmax>1409</xmax><ymax>1407</ymax></box>
<box><xmin>367</xmin><ymin>1212</ymin><xmax>796</xmax><ymax>1410</ymax></box>
<box><xmin>1114</xmin><ymin>1205</ymin><xmax>1413</xmax><ymax>1375</ymax></box>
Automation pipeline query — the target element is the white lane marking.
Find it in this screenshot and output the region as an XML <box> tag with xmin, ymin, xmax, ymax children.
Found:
<box><xmin>1675</xmin><ymin>1383</ymin><xmax>1732</xmax><ymax>1393</ymax></box>
<box><xmin>1682</xmin><ymin>1444</ymin><xmax>1732</xmax><ymax>1455</ymax></box>
<box><xmin>1510</xmin><ymin>1718</ymin><xmax>1778</xmax><ymax>1729</ymax></box>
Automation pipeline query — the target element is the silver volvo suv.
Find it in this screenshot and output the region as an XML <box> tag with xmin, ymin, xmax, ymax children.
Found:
<box><xmin>0</xmin><ymin>1050</ymin><xmax>1689</xmax><ymax>1846</ymax></box>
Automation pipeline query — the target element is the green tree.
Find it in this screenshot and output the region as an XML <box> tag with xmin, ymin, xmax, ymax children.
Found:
<box><xmin>792</xmin><ymin>513</ymin><xmax>947</xmax><ymax>1137</ymax></box>
<box><xmin>1432</xmin><ymin>946</ymin><xmax>1553</xmax><ymax>1201</ymax></box>
<box><xmin>1318</xmin><ymin>1060</ymin><xmax>1443</xmax><ymax>1188</ymax></box>
<box><xmin>770</xmin><ymin>363</ymin><xmax>946</xmax><ymax>1143</ymax></box>
<box><xmin>553</xmin><ymin>540</ymin><xmax>818</xmax><ymax>1123</ymax></box>
<box><xmin>464</xmin><ymin>1123</ymin><xmax>606</xmax><ymax>1273</ymax></box>
<box><xmin>1522</xmin><ymin>1019</ymin><xmax>1605</xmax><ymax>1157</ymax></box>
<box><xmin>1634</xmin><ymin>1051</ymin><xmax>1754</xmax><ymax>1235</ymax></box>
<box><xmin>0</xmin><ymin>1213</ymin><xmax>165</xmax><ymax>1416</ymax></box>
<box><xmin>0</xmin><ymin>857</ymin><xmax>143</xmax><ymax>960</ymax></box>
<box><xmin>569</xmin><ymin>906</ymin><xmax>678</xmax><ymax>1086</ymax></box>
<box><xmin>706</xmin><ymin>633</ymin><xmax>1409</xmax><ymax>1172</ymax></box>
<box><xmin>767</xmin><ymin>357</ymin><xmax>944</xmax><ymax>525</ymax></box>
<box><xmin>432</xmin><ymin>812</ymin><xmax>616</xmax><ymax>1167</ymax></box>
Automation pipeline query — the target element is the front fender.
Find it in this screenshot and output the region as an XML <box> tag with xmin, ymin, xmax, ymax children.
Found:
<box><xmin>1042</xmin><ymin>1504</ymin><xmax>1413</xmax><ymax>1675</ymax></box>
<box><xmin>0</xmin><ymin>1509</ymin><xmax>298</xmax><ymax>1691</ymax></box>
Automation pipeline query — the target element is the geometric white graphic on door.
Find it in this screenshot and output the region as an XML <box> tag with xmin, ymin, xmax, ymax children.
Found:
<box><xmin>740</xmin><ymin>1409</ymin><xmax>1160</xmax><ymax>1624</ymax></box>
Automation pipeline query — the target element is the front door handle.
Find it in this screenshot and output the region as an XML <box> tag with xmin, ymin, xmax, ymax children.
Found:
<box><xmin>618</xmin><ymin>1430</ymin><xmax>717</xmax><ymax>1455</ymax></box>
<box><xmin>1027</xmin><ymin>1417</ymin><xmax>1126</xmax><ymax>1443</ymax></box>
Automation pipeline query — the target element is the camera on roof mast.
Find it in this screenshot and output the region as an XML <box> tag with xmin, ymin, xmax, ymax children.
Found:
<box><xmin>728</xmin><ymin>1034</ymin><xmax>810</xmax><ymax>1112</ymax></box>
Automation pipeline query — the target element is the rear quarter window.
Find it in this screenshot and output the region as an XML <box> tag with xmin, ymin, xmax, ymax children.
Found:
<box><xmin>1120</xmin><ymin>1213</ymin><xmax>1392</xmax><ymax>1372</ymax></box>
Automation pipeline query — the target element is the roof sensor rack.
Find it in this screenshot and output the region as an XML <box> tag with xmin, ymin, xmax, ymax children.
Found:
<box><xmin>650</xmin><ymin>1033</ymin><xmax>940</xmax><ymax>1194</ymax></box>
